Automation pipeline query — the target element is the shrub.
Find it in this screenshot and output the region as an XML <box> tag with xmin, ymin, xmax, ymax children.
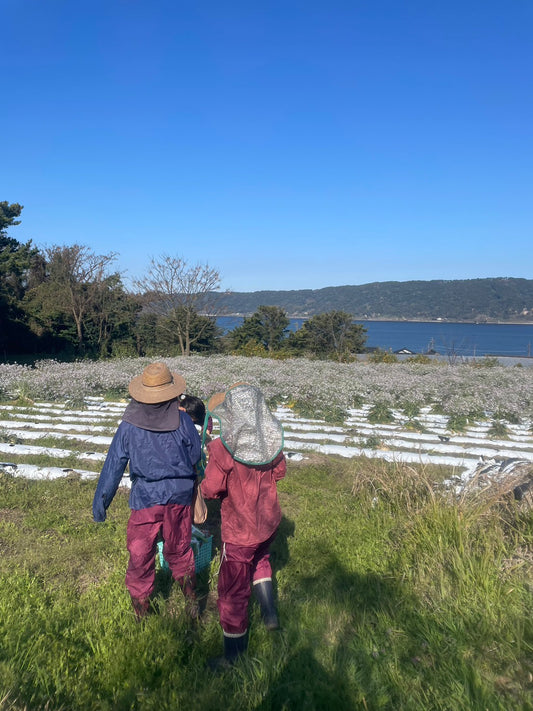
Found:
<box><xmin>405</xmin><ymin>419</ymin><xmax>427</xmax><ymax>433</ymax></box>
<box><xmin>400</xmin><ymin>401</ymin><xmax>421</xmax><ymax>419</ymax></box>
<box><xmin>493</xmin><ymin>410</ymin><xmax>521</xmax><ymax>425</ymax></box>
<box><xmin>406</xmin><ymin>354</ymin><xmax>433</xmax><ymax>364</ymax></box>
<box><xmin>447</xmin><ymin>413</ymin><xmax>468</xmax><ymax>432</ymax></box>
<box><xmin>488</xmin><ymin>420</ymin><xmax>510</xmax><ymax>439</ymax></box>
<box><xmin>362</xmin><ymin>435</ymin><xmax>382</xmax><ymax>449</ymax></box>
<box><xmin>473</xmin><ymin>356</ymin><xmax>500</xmax><ymax>368</ymax></box>
<box><xmin>368</xmin><ymin>349</ymin><xmax>398</xmax><ymax>363</ymax></box>
<box><xmin>367</xmin><ymin>402</ymin><xmax>395</xmax><ymax>424</ymax></box>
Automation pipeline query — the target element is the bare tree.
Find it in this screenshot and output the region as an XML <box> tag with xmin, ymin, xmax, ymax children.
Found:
<box><xmin>134</xmin><ymin>255</ymin><xmax>228</xmax><ymax>356</ymax></box>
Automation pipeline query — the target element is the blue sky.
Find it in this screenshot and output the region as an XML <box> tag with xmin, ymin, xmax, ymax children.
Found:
<box><xmin>2</xmin><ymin>1</ymin><xmax>532</xmax><ymax>292</ymax></box>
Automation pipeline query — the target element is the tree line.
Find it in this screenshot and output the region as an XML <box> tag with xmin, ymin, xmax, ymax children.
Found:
<box><xmin>0</xmin><ymin>202</ymin><xmax>366</xmax><ymax>362</ymax></box>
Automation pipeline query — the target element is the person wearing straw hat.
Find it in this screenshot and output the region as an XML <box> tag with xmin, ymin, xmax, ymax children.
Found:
<box><xmin>92</xmin><ymin>362</ymin><xmax>202</xmax><ymax>620</ymax></box>
<box><xmin>201</xmin><ymin>383</ymin><xmax>286</xmax><ymax>668</ymax></box>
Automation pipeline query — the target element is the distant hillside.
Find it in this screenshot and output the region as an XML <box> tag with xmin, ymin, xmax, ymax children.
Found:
<box><xmin>219</xmin><ymin>278</ymin><xmax>533</xmax><ymax>322</ymax></box>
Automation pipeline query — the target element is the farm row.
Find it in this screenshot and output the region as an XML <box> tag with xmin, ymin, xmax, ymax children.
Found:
<box><xmin>1</xmin><ymin>397</ymin><xmax>532</xmax><ymax>496</ymax></box>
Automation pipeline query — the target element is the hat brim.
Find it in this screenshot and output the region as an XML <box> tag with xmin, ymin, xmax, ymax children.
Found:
<box><xmin>207</xmin><ymin>391</ymin><xmax>226</xmax><ymax>412</ymax></box>
<box><xmin>129</xmin><ymin>372</ymin><xmax>186</xmax><ymax>404</ymax></box>
<box><xmin>207</xmin><ymin>383</ymin><xmax>250</xmax><ymax>413</ymax></box>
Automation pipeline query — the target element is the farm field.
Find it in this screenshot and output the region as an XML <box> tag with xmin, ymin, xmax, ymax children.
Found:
<box><xmin>1</xmin><ymin>356</ymin><xmax>532</xmax><ymax>710</ymax></box>
<box><xmin>1</xmin><ymin>398</ymin><xmax>533</xmax><ymax>494</ymax></box>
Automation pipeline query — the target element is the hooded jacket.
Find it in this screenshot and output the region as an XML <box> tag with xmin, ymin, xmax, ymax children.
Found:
<box><xmin>92</xmin><ymin>404</ymin><xmax>201</xmax><ymax>522</ymax></box>
<box><xmin>201</xmin><ymin>437</ymin><xmax>286</xmax><ymax>546</ymax></box>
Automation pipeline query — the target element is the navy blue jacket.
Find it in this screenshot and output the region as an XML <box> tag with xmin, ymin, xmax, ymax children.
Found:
<box><xmin>92</xmin><ymin>412</ymin><xmax>201</xmax><ymax>522</ymax></box>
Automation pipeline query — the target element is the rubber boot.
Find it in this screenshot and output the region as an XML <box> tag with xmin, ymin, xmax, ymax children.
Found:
<box><xmin>177</xmin><ymin>574</ymin><xmax>199</xmax><ymax>619</ymax></box>
<box><xmin>253</xmin><ymin>579</ymin><xmax>279</xmax><ymax>630</ymax></box>
<box><xmin>208</xmin><ymin>630</ymin><xmax>248</xmax><ymax>672</ymax></box>
<box><xmin>131</xmin><ymin>596</ymin><xmax>150</xmax><ymax>620</ymax></box>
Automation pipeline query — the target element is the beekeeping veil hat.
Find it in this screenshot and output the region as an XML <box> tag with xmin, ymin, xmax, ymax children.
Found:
<box><xmin>207</xmin><ymin>383</ymin><xmax>284</xmax><ymax>465</ymax></box>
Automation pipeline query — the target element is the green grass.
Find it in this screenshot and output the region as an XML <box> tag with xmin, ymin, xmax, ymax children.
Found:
<box><xmin>13</xmin><ymin>436</ymin><xmax>110</xmax><ymax>453</ymax></box>
<box><xmin>0</xmin><ymin>453</ymin><xmax>102</xmax><ymax>471</ymax></box>
<box><xmin>0</xmin><ymin>456</ymin><xmax>532</xmax><ymax>711</ymax></box>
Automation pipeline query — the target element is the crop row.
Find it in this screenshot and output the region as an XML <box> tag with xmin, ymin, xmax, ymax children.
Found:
<box><xmin>1</xmin><ymin>355</ymin><xmax>533</xmax><ymax>421</ymax></box>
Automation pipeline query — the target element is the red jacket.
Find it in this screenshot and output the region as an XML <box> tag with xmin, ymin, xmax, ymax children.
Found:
<box><xmin>201</xmin><ymin>437</ymin><xmax>286</xmax><ymax>546</ymax></box>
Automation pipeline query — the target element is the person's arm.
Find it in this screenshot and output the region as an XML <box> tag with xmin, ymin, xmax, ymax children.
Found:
<box><xmin>180</xmin><ymin>411</ymin><xmax>202</xmax><ymax>466</ymax></box>
<box><xmin>200</xmin><ymin>440</ymin><xmax>230</xmax><ymax>499</ymax></box>
<box><xmin>92</xmin><ymin>424</ymin><xmax>129</xmax><ymax>522</ymax></box>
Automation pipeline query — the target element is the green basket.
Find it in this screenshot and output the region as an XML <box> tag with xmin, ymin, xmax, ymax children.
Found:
<box><xmin>157</xmin><ymin>526</ymin><xmax>213</xmax><ymax>573</ymax></box>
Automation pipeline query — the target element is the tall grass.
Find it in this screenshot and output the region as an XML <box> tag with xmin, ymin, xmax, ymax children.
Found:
<box><xmin>0</xmin><ymin>456</ymin><xmax>532</xmax><ymax>710</ymax></box>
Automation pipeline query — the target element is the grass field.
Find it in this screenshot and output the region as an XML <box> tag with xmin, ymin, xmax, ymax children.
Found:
<box><xmin>1</xmin><ymin>454</ymin><xmax>532</xmax><ymax>711</ymax></box>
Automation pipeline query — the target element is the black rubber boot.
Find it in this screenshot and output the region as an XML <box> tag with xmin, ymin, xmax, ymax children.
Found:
<box><xmin>253</xmin><ymin>579</ymin><xmax>279</xmax><ymax>630</ymax></box>
<box><xmin>208</xmin><ymin>630</ymin><xmax>248</xmax><ymax>672</ymax></box>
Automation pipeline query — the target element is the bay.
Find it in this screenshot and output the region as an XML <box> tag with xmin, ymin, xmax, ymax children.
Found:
<box><xmin>217</xmin><ymin>317</ymin><xmax>533</xmax><ymax>357</ymax></box>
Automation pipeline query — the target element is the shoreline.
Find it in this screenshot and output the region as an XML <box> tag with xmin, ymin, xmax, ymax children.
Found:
<box><xmin>222</xmin><ymin>315</ymin><xmax>533</xmax><ymax>326</ymax></box>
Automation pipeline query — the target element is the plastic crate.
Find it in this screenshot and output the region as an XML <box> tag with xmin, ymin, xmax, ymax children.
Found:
<box><xmin>157</xmin><ymin>526</ymin><xmax>213</xmax><ymax>573</ymax></box>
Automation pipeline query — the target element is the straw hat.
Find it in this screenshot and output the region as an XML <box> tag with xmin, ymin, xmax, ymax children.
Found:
<box><xmin>128</xmin><ymin>362</ymin><xmax>186</xmax><ymax>404</ymax></box>
<box><xmin>207</xmin><ymin>382</ymin><xmax>248</xmax><ymax>412</ymax></box>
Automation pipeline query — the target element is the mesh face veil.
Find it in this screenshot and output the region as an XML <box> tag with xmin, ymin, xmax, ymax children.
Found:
<box><xmin>208</xmin><ymin>384</ymin><xmax>284</xmax><ymax>465</ymax></box>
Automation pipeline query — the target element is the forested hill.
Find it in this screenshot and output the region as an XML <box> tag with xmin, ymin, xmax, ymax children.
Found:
<box><xmin>219</xmin><ymin>278</ymin><xmax>533</xmax><ymax>322</ymax></box>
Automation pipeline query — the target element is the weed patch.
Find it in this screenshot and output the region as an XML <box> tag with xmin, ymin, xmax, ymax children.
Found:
<box><xmin>0</xmin><ymin>456</ymin><xmax>532</xmax><ymax>710</ymax></box>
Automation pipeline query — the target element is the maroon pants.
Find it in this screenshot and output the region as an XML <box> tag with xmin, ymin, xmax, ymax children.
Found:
<box><xmin>217</xmin><ymin>531</ymin><xmax>277</xmax><ymax>635</ymax></box>
<box><xmin>125</xmin><ymin>503</ymin><xmax>195</xmax><ymax>599</ymax></box>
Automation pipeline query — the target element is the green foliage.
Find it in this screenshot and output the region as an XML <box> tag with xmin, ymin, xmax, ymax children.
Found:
<box><xmin>230</xmin><ymin>305</ymin><xmax>289</xmax><ymax>354</ymax></box>
<box><xmin>473</xmin><ymin>356</ymin><xmax>500</xmax><ymax>368</ymax></box>
<box><xmin>447</xmin><ymin>413</ymin><xmax>469</xmax><ymax>432</ymax></box>
<box><xmin>231</xmin><ymin>338</ymin><xmax>270</xmax><ymax>357</ymax></box>
<box><xmin>493</xmin><ymin>410</ymin><xmax>521</xmax><ymax>425</ymax></box>
<box><xmin>0</xmin><ymin>202</ymin><xmax>23</xmax><ymax>236</ymax></box>
<box><xmin>400</xmin><ymin>401</ymin><xmax>421</xmax><ymax>419</ymax></box>
<box><xmin>289</xmin><ymin>399</ymin><xmax>346</xmax><ymax>424</ymax></box>
<box><xmin>288</xmin><ymin>310</ymin><xmax>367</xmax><ymax>361</ymax></box>
<box><xmin>368</xmin><ymin>349</ymin><xmax>398</xmax><ymax>363</ymax></box>
<box><xmin>367</xmin><ymin>402</ymin><xmax>395</xmax><ymax>424</ymax></box>
<box><xmin>156</xmin><ymin>307</ymin><xmax>220</xmax><ymax>356</ymax></box>
<box><xmin>404</xmin><ymin>418</ymin><xmax>428</xmax><ymax>433</ymax></box>
<box><xmin>0</xmin><ymin>204</ymin><xmax>45</xmax><ymax>355</ymax></box>
<box><xmin>363</xmin><ymin>435</ymin><xmax>382</xmax><ymax>449</ymax></box>
<box><xmin>23</xmin><ymin>244</ymin><xmax>128</xmax><ymax>356</ymax></box>
<box><xmin>322</xmin><ymin>406</ymin><xmax>348</xmax><ymax>425</ymax></box>
<box><xmin>218</xmin><ymin>277</ymin><xmax>533</xmax><ymax>322</ymax></box>
<box><xmin>1</xmin><ymin>459</ymin><xmax>532</xmax><ymax>710</ymax></box>
<box><xmin>406</xmin><ymin>353</ymin><xmax>433</xmax><ymax>364</ymax></box>
<box><xmin>487</xmin><ymin>419</ymin><xmax>510</xmax><ymax>439</ymax></box>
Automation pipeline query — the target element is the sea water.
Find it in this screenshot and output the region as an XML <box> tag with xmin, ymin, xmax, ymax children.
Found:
<box><xmin>217</xmin><ymin>317</ymin><xmax>533</xmax><ymax>357</ymax></box>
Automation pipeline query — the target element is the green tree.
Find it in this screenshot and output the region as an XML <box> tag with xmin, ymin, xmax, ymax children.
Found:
<box><xmin>89</xmin><ymin>274</ymin><xmax>141</xmax><ymax>357</ymax></box>
<box><xmin>25</xmin><ymin>245</ymin><xmax>121</xmax><ymax>354</ymax></box>
<box><xmin>0</xmin><ymin>202</ymin><xmax>45</xmax><ymax>355</ymax></box>
<box><xmin>288</xmin><ymin>310</ymin><xmax>366</xmax><ymax>361</ymax></box>
<box><xmin>134</xmin><ymin>312</ymin><xmax>159</xmax><ymax>356</ymax></box>
<box><xmin>230</xmin><ymin>305</ymin><xmax>289</xmax><ymax>353</ymax></box>
<box><xmin>0</xmin><ymin>201</ymin><xmax>23</xmax><ymax>237</ymax></box>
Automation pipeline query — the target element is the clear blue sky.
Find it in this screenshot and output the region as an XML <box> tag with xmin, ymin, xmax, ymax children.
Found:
<box><xmin>2</xmin><ymin>0</ymin><xmax>532</xmax><ymax>292</ymax></box>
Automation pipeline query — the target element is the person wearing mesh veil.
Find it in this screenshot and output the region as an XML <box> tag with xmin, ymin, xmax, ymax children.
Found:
<box><xmin>201</xmin><ymin>383</ymin><xmax>286</xmax><ymax>668</ymax></box>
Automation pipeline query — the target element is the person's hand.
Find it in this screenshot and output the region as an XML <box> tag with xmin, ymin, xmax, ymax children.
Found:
<box><xmin>93</xmin><ymin>500</ymin><xmax>107</xmax><ymax>522</ymax></box>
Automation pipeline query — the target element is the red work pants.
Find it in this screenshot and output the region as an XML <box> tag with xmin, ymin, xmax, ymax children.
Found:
<box><xmin>217</xmin><ymin>531</ymin><xmax>277</xmax><ymax>635</ymax></box>
<box><xmin>125</xmin><ymin>503</ymin><xmax>195</xmax><ymax>600</ymax></box>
